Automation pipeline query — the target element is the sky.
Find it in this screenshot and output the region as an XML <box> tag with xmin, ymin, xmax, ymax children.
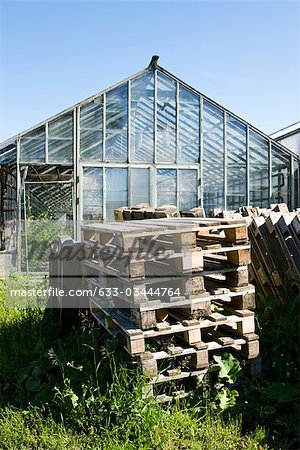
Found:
<box><xmin>0</xmin><ymin>0</ymin><xmax>299</xmax><ymax>142</ymax></box>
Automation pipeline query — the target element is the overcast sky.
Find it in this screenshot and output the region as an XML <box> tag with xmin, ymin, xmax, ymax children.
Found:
<box><xmin>0</xmin><ymin>0</ymin><xmax>299</xmax><ymax>142</ymax></box>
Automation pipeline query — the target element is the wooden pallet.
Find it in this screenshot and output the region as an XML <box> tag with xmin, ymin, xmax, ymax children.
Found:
<box><xmin>83</xmin><ymin>247</ymin><xmax>204</xmax><ymax>277</ymax></box>
<box><xmin>138</xmin><ymin>330</ymin><xmax>257</xmax><ymax>378</ymax></box>
<box><xmin>143</xmin><ymin>354</ymin><xmax>262</xmax><ymax>402</ymax></box>
<box><xmin>248</xmin><ymin>212</ymin><xmax>300</xmax><ymax>303</ymax></box>
<box><xmin>82</xmin><ymin>220</ymin><xmax>195</xmax><ymax>250</ymax></box>
<box><xmin>84</xmin><ymin>273</ymin><xmax>255</xmax><ymax>327</ymax></box>
<box><xmin>82</xmin><ymin>218</ymin><xmax>249</xmax><ymax>247</ymax></box>
<box><xmin>89</xmin><ymin>296</ymin><xmax>255</xmax><ymax>355</ymax></box>
<box><xmin>82</xmin><ymin>262</ymin><xmax>207</xmax><ymax>299</ymax></box>
<box><xmin>79</xmin><ymin>216</ymin><xmax>260</xmax><ymax>400</ymax></box>
<box><xmin>82</xmin><ymin>240</ymin><xmax>250</xmax><ymax>280</ymax></box>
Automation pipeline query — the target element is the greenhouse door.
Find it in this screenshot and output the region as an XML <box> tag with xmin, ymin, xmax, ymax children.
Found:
<box><xmin>21</xmin><ymin>181</ymin><xmax>74</xmax><ymax>273</ymax></box>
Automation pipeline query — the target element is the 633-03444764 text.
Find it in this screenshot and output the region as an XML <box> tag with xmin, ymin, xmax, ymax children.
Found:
<box><xmin>8</xmin><ymin>286</ymin><xmax>182</xmax><ymax>298</ymax></box>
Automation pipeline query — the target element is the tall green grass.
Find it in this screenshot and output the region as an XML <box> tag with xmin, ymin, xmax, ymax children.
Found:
<box><xmin>1</xmin><ymin>276</ymin><xmax>293</xmax><ymax>449</ymax></box>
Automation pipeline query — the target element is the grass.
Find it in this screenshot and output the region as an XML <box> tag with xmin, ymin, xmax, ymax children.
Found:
<box><xmin>0</xmin><ymin>275</ymin><xmax>298</xmax><ymax>449</ymax></box>
<box><xmin>0</xmin><ymin>405</ymin><xmax>269</xmax><ymax>450</ymax></box>
<box><xmin>0</xmin><ymin>406</ymin><xmax>268</xmax><ymax>450</ymax></box>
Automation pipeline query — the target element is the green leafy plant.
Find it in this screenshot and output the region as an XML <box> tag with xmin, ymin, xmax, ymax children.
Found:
<box><xmin>213</xmin><ymin>352</ymin><xmax>243</xmax><ymax>385</ymax></box>
<box><xmin>21</xmin><ymin>213</ymin><xmax>72</xmax><ymax>272</ymax></box>
<box><xmin>214</xmin><ymin>387</ymin><xmax>239</xmax><ymax>411</ymax></box>
<box><xmin>210</xmin><ymin>353</ymin><xmax>243</xmax><ymax>411</ymax></box>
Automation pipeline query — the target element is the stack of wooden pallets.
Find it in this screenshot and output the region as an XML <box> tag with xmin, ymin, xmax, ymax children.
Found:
<box><xmin>114</xmin><ymin>204</ymin><xmax>205</xmax><ymax>220</ymax></box>
<box><xmin>81</xmin><ymin>217</ymin><xmax>260</xmax><ymax>401</ymax></box>
<box><xmin>208</xmin><ymin>203</ymin><xmax>300</xmax><ymax>305</ymax></box>
<box><xmin>248</xmin><ymin>210</ymin><xmax>300</xmax><ymax>304</ymax></box>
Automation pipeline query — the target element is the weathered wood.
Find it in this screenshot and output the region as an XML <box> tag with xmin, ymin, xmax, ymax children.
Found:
<box><xmin>154</xmin><ymin>205</ymin><xmax>180</xmax><ymax>218</ymax></box>
<box><xmin>114</xmin><ymin>207</ymin><xmax>127</xmax><ymax>221</ymax></box>
<box><xmin>225</xmin><ymin>268</ymin><xmax>249</xmax><ymax>287</ymax></box>
<box><xmin>79</xmin><ymin>216</ymin><xmax>260</xmax><ymax>399</ymax></box>
<box><xmin>181</xmin><ymin>207</ymin><xmax>205</xmax><ymax>218</ymax></box>
<box><xmin>241</xmin><ymin>339</ymin><xmax>260</xmax><ymax>359</ymax></box>
<box><xmin>227</xmin><ymin>248</ymin><xmax>251</xmax><ymax>265</ymax></box>
<box><xmin>191</xmin><ymin>344</ymin><xmax>209</xmax><ymax>369</ymax></box>
<box><xmin>271</xmin><ymin>203</ymin><xmax>289</xmax><ymax>214</ymax></box>
<box><xmin>140</xmin><ymin>352</ymin><xmax>158</xmax><ymax>378</ymax></box>
<box><xmin>131</xmin><ymin>309</ymin><xmax>157</xmax><ymax>330</ymax></box>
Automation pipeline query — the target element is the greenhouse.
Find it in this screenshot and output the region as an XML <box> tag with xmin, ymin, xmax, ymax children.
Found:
<box><xmin>0</xmin><ymin>56</ymin><xmax>299</xmax><ymax>270</ymax></box>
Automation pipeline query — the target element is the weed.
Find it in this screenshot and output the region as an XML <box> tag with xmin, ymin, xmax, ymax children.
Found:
<box><xmin>0</xmin><ymin>277</ymin><xmax>293</xmax><ymax>448</ymax></box>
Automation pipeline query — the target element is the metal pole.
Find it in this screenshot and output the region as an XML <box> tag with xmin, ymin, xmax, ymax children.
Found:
<box><xmin>223</xmin><ymin>111</ymin><xmax>227</xmax><ymax>210</ymax></box>
<box><xmin>176</xmin><ymin>168</ymin><xmax>179</xmax><ymax>210</ymax></box>
<box><xmin>23</xmin><ymin>184</ymin><xmax>29</xmax><ymax>274</ymax></box>
<box><xmin>127</xmin><ymin>80</ymin><xmax>131</xmax><ymax>164</ymax></box>
<box><xmin>103</xmin><ymin>167</ymin><xmax>106</xmax><ymax>222</ymax></box>
<box><xmin>75</xmin><ymin>107</ymin><xmax>80</xmax><ymax>239</ymax></box>
<box><xmin>199</xmin><ymin>96</ymin><xmax>203</xmax><ymax>207</ymax></box>
<box><xmin>103</xmin><ymin>94</ymin><xmax>107</xmax><ymax>219</ymax></box>
<box><xmin>16</xmin><ymin>138</ymin><xmax>21</xmax><ymax>271</ymax></box>
<box><xmin>176</xmin><ymin>81</ymin><xmax>179</xmax><ymax>164</ymax></box>
<box><xmin>290</xmin><ymin>155</ymin><xmax>294</xmax><ymax>209</ymax></box>
<box><xmin>246</xmin><ymin>125</ymin><xmax>250</xmax><ymax>206</ymax></box>
<box><xmin>45</xmin><ymin>122</ymin><xmax>49</xmax><ymax>164</ymax></box>
<box><xmin>268</xmin><ymin>140</ymin><xmax>272</xmax><ymax>205</ymax></box>
<box><xmin>154</xmin><ymin>69</ymin><xmax>158</xmax><ymax>165</ymax></box>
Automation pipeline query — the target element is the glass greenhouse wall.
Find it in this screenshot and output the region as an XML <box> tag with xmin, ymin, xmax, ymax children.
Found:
<box><xmin>0</xmin><ymin>60</ymin><xmax>299</xmax><ymax>268</ymax></box>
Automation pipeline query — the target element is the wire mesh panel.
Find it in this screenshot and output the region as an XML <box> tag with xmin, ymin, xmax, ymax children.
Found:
<box><xmin>22</xmin><ymin>182</ymin><xmax>73</xmax><ymax>272</ymax></box>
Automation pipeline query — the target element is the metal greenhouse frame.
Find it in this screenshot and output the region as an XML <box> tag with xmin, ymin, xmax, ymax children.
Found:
<box><xmin>0</xmin><ymin>57</ymin><xmax>299</xmax><ymax>271</ymax></box>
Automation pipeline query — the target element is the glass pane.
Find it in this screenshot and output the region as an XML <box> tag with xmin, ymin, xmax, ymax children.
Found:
<box><xmin>106</xmin><ymin>168</ymin><xmax>128</xmax><ymax>220</ymax></box>
<box><xmin>130</xmin><ymin>72</ymin><xmax>154</xmax><ymax>162</ymax></box>
<box><xmin>272</xmin><ymin>145</ymin><xmax>290</xmax><ymax>205</ymax></box>
<box><xmin>179</xmin><ymin>169</ymin><xmax>198</xmax><ymax>210</ymax></box>
<box><xmin>294</xmin><ymin>159</ymin><xmax>299</xmax><ymax>208</ymax></box>
<box><xmin>157</xmin><ymin>72</ymin><xmax>176</xmax><ymax>163</ymax></box>
<box><xmin>20</xmin><ymin>127</ymin><xmax>45</xmax><ymax>163</ymax></box>
<box><xmin>178</xmin><ymin>86</ymin><xmax>200</xmax><ymax>163</ymax></box>
<box><xmin>105</xmin><ymin>84</ymin><xmax>128</xmax><ymax>162</ymax></box>
<box><xmin>226</xmin><ymin>115</ymin><xmax>246</xmax><ymax>209</ymax></box>
<box><xmin>80</xmin><ymin>99</ymin><xmax>103</xmax><ymax>161</ymax></box>
<box><xmin>82</xmin><ymin>167</ymin><xmax>103</xmax><ymax>221</ymax></box>
<box><xmin>0</xmin><ymin>143</ymin><xmax>17</xmax><ymax>165</ymax></box>
<box><xmin>48</xmin><ymin>113</ymin><xmax>73</xmax><ymax>163</ymax></box>
<box><xmin>22</xmin><ymin>183</ymin><xmax>73</xmax><ymax>272</ymax></box>
<box><xmin>249</xmin><ymin>130</ymin><xmax>269</xmax><ymax>207</ymax></box>
<box><xmin>157</xmin><ymin>169</ymin><xmax>177</xmax><ymax>207</ymax></box>
<box><xmin>130</xmin><ymin>168</ymin><xmax>150</xmax><ymax>206</ymax></box>
<box><xmin>203</xmin><ymin>100</ymin><xmax>224</xmax><ymax>212</ymax></box>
